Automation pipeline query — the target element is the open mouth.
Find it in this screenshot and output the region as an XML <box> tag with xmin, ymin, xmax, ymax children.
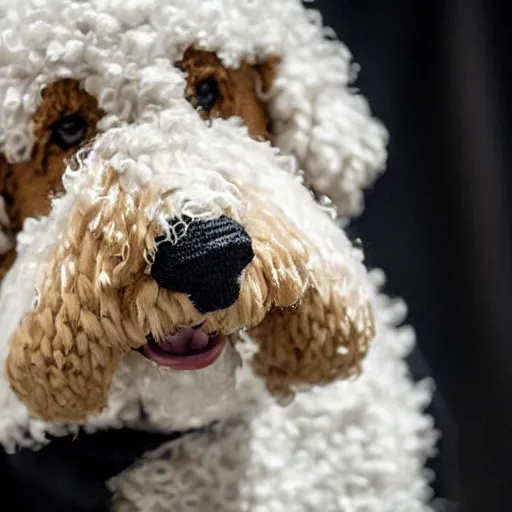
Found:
<box><xmin>138</xmin><ymin>326</ymin><xmax>227</xmax><ymax>370</ymax></box>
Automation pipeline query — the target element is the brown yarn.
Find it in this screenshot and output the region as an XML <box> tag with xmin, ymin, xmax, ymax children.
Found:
<box><xmin>0</xmin><ymin>249</ymin><xmax>16</xmax><ymax>281</ymax></box>
<box><xmin>180</xmin><ymin>48</ymin><xmax>275</xmax><ymax>140</ymax></box>
<box><xmin>250</xmin><ymin>284</ymin><xmax>374</xmax><ymax>403</ymax></box>
<box><xmin>6</xmin><ymin>168</ymin><xmax>155</xmax><ymax>420</ymax></box>
<box><xmin>0</xmin><ymin>80</ymin><xmax>103</xmax><ymax>234</ymax></box>
<box><xmin>242</xmin><ymin>187</ymin><xmax>374</xmax><ymax>401</ymax></box>
<box><xmin>6</xmin><ymin>174</ymin><xmax>374</xmax><ymax>420</ymax></box>
<box><xmin>0</xmin><ymin>52</ymin><xmax>276</xmax><ymax>282</ymax></box>
<box><xmin>2</xmin><ymin>51</ymin><xmax>374</xmax><ymax>421</ymax></box>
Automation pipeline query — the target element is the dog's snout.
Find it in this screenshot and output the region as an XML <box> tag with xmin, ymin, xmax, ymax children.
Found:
<box><xmin>150</xmin><ymin>216</ymin><xmax>254</xmax><ymax>314</ymax></box>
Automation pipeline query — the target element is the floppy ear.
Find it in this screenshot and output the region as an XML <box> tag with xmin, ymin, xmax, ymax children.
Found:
<box><xmin>249</xmin><ymin>262</ymin><xmax>374</xmax><ymax>403</ymax></box>
<box><xmin>237</xmin><ymin>186</ymin><xmax>375</xmax><ymax>402</ymax></box>
<box><xmin>261</xmin><ymin>15</ymin><xmax>388</xmax><ymax>217</ymax></box>
<box><xmin>5</xmin><ymin>223</ymin><xmax>126</xmax><ymax>421</ymax></box>
<box><xmin>4</xmin><ymin>181</ymin><xmax>156</xmax><ymax>421</ymax></box>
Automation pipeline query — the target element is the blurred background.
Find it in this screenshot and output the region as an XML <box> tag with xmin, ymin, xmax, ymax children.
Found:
<box><xmin>312</xmin><ymin>0</ymin><xmax>511</xmax><ymax>510</ymax></box>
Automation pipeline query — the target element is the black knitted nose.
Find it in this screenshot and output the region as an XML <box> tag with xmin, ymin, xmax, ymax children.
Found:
<box><xmin>150</xmin><ymin>216</ymin><xmax>254</xmax><ymax>314</ymax></box>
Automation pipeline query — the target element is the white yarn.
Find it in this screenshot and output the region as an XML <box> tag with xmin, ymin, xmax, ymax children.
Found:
<box><xmin>110</xmin><ymin>272</ymin><xmax>437</xmax><ymax>512</ymax></box>
<box><xmin>0</xmin><ymin>1</ymin><xmax>436</xmax><ymax>510</ymax></box>
<box><xmin>0</xmin><ymin>106</ymin><xmax>373</xmax><ymax>445</ymax></box>
<box><xmin>0</xmin><ymin>0</ymin><xmax>387</xmax><ymax>215</ymax></box>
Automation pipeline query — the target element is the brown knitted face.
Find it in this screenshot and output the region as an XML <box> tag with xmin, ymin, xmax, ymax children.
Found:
<box><xmin>0</xmin><ymin>48</ymin><xmax>274</xmax><ymax>279</ymax></box>
<box><xmin>3</xmin><ymin>48</ymin><xmax>375</xmax><ymax>422</ymax></box>
<box><xmin>0</xmin><ymin>80</ymin><xmax>102</xmax><ymax>234</ymax></box>
<box><xmin>180</xmin><ymin>48</ymin><xmax>274</xmax><ymax>139</ymax></box>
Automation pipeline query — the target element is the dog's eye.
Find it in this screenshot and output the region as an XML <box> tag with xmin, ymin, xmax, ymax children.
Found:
<box><xmin>195</xmin><ymin>77</ymin><xmax>220</xmax><ymax>111</ymax></box>
<box><xmin>50</xmin><ymin>114</ymin><xmax>87</xmax><ymax>150</ymax></box>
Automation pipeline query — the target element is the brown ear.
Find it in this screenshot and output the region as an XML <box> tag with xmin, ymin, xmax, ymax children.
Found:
<box><xmin>5</xmin><ymin>180</ymin><xmax>152</xmax><ymax>421</ymax></box>
<box><xmin>249</xmin><ymin>268</ymin><xmax>374</xmax><ymax>403</ymax></box>
<box><xmin>238</xmin><ymin>187</ymin><xmax>374</xmax><ymax>402</ymax></box>
<box><xmin>5</xmin><ymin>223</ymin><xmax>130</xmax><ymax>421</ymax></box>
<box><xmin>6</xmin><ymin>304</ymin><xmax>123</xmax><ymax>422</ymax></box>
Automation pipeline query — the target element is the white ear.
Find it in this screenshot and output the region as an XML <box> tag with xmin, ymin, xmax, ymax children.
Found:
<box><xmin>268</xmin><ymin>9</ymin><xmax>388</xmax><ymax>217</ymax></box>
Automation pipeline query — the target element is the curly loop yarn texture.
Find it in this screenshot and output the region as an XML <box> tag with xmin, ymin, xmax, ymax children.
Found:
<box><xmin>0</xmin><ymin>1</ymin><xmax>438</xmax><ymax>509</ymax></box>
<box><xmin>0</xmin><ymin>0</ymin><xmax>387</xmax><ymax>216</ymax></box>
<box><xmin>110</xmin><ymin>280</ymin><xmax>436</xmax><ymax>512</ymax></box>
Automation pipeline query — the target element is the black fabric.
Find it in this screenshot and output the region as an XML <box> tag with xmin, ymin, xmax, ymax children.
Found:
<box><xmin>0</xmin><ymin>427</ymin><xmax>196</xmax><ymax>512</ymax></box>
<box><xmin>151</xmin><ymin>216</ymin><xmax>254</xmax><ymax>313</ymax></box>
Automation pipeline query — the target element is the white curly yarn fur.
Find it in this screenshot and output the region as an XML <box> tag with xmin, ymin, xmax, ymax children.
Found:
<box><xmin>110</xmin><ymin>272</ymin><xmax>437</xmax><ymax>512</ymax></box>
<box><xmin>0</xmin><ymin>0</ymin><xmax>386</xmax><ymax>216</ymax></box>
<box><xmin>0</xmin><ymin>104</ymin><xmax>375</xmax><ymax>447</ymax></box>
<box><xmin>0</xmin><ymin>1</ymin><xmax>436</xmax><ymax>511</ymax></box>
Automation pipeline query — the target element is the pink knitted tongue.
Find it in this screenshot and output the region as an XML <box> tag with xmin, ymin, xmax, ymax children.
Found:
<box><xmin>158</xmin><ymin>327</ymin><xmax>210</xmax><ymax>355</ymax></box>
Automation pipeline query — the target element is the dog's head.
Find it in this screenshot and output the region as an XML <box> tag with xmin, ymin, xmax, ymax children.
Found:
<box><xmin>0</xmin><ymin>0</ymin><xmax>386</xmax><ymax>428</ymax></box>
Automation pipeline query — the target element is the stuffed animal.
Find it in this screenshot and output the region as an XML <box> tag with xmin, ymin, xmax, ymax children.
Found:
<box><xmin>0</xmin><ymin>1</ymin><xmax>437</xmax><ymax>510</ymax></box>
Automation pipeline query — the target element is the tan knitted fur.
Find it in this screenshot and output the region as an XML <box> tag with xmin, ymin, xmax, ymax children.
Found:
<box><xmin>250</xmin><ymin>285</ymin><xmax>374</xmax><ymax>403</ymax></box>
<box><xmin>5</xmin><ymin>166</ymin><xmax>373</xmax><ymax>420</ymax></box>
<box><xmin>2</xmin><ymin>49</ymin><xmax>374</xmax><ymax>422</ymax></box>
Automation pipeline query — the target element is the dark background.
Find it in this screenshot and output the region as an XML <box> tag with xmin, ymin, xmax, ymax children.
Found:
<box><xmin>315</xmin><ymin>0</ymin><xmax>511</xmax><ymax>510</ymax></box>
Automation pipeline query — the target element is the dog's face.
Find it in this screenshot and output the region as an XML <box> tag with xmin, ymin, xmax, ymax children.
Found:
<box><xmin>0</xmin><ymin>0</ymin><xmax>386</xmax><ymax>434</ymax></box>
<box><xmin>0</xmin><ymin>49</ymin><xmax>273</xmax><ymax>240</ymax></box>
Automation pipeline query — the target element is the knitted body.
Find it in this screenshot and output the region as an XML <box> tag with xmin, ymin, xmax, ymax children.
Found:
<box><xmin>0</xmin><ymin>1</ymin><xmax>436</xmax><ymax>510</ymax></box>
<box><xmin>109</xmin><ymin>280</ymin><xmax>436</xmax><ymax>512</ymax></box>
<box><xmin>0</xmin><ymin>268</ymin><xmax>437</xmax><ymax>512</ymax></box>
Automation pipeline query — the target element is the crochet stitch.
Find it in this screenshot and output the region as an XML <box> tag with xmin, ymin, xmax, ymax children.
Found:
<box><xmin>0</xmin><ymin>1</ymin><xmax>436</xmax><ymax>510</ymax></box>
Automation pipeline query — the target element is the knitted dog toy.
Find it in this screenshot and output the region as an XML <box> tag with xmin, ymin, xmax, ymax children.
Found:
<box><xmin>0</xmin><ymin>1</ymin><xmax>437</xmax><ymax>510</ymax></box>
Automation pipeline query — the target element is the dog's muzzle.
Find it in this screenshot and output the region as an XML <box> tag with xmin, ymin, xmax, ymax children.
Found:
<box><xmin>150</xmin><ymin>216</ymin><xmax>254</xmax><ymax>313</ymax></box>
